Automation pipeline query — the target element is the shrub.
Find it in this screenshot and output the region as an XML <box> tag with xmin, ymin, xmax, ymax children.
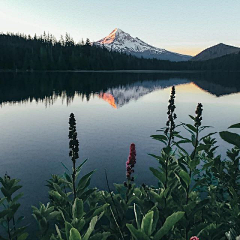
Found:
<box><xmin>1</xmin><ymin>87</ymin><xmax>240</xmax><ymax>240</ymax></box>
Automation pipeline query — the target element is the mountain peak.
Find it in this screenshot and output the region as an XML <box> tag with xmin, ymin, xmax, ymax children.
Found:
<box><xmin>98</xmin><ymin>28</ymin><xmax>126</xmax><ymax>45</ymax></box>
<box><xmin>111</xmin><ymin>28</ymin><xmax>124</xmax><ymax>34</ymax></box>
<box><xmin>94</xmin><ymin>29</ymin><xmax>192</xmax><ymax>62</ymax></box>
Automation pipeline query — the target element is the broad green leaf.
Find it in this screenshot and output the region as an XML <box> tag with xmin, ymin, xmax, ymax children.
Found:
<box><xmin>69</xmin><ymin>228</ymin><xmax>82</xmax><ymax>240</ymax></box>
<box><xmin>150</xmin><ymin>167</ymin><xmax>165</xmax><ymax>183</ymax></box>
<box><xmin>2</xmin><ymin>185</ymin><xmax>22</xmax><ymax>199</ymax></box>
<box><xmin>64</xmin><ymin>173</ymin><xmax>72</xmax><ymax>183</ymax></box>
<box><xmin>73</xmin><ymin>198</ymin><xmax>84</xmax><ymax>219</ymax></box>
<box><xmin>141</xmin><ymin>211</ymin><xmax>153</xmax><ymax>236</ymax></box>
<box><xmin>45</xmin><ymin>206</ymin><xmax>55</xmax><ymax>215</ymax></box>
<box><xmin>49</xmin><ymin>191</ymin><xmax>63</xmax><ymax>202</ymax></box>
<box><xmin>177</xmin><ymin>139</ymin><xmax>192</xmax><ymax>144</ymax></box>
<box><xmin>12</xmin><ymin>193</ymin><xmax>24</xmax><ymax>203</ymax></box>
<box><xmin>163</xmin><ymin>146</ymin><xmax>172</xmax><ymax>155</ymax></box>
<box><xmin>126</xmin><ymin>224</ymin><xmax>149</xmax><ymax>240</ymax></box>
<box><xmin>189</xmin><ymin>157</ymin><xmax>200</xmax><ymax>170</ymax></box>
<box><xmin>179</xmin><ymin>170</ymin><xmax>191</xmax><ymax>187</ymax></box>
<box><xmin>189</xmin><ymin>115</ymin><xmax>195</xmax><ymax>121</ymax></box>
<box><xmin>134</xmin><ymin>203</ymin><xmax>142</xmax><ymax>229</ymax></box>
<box><xmin>10</xmin><ymin>203</ymin><xmax>21</xmax><ymax>216</ymax></box>
<box><xmin>65</xmin><ymin>222</ymin><xmax>74</xmax><ymax>240</ymax></box>
<box><xmin>151</xmin><ymin>134</ymin><xmax>168</xmax><ymax>142</ymax></box>
<box><xmin>84</xmin><ymin>203</ymin><xmax>109</xmax><ymax>223</ymax></box>
<box><xmin>149</xmin><ymin>190</ymin><xmax>164</xmax><ymax>204</ymax></box>
<box><xmin>49</xmin><ymin>211</ymin><xmax>60</xmax><ymax>219</ymax></box>
<box><xmin>185</xmin><ymin>124</ymin><xmax>197</xmax><ymax>133</ymax></box>
<box><xmin>82</xmin><ymin>216</ymin><xmax>98</xmax><ymax>240</ymax></box>
<box><xmin>219</xmin><ymin>131</ymin><xmax>240</xmax><ymax>148</ymax></box>
<box><xmin>53</xmin><ymin>183</ymin><xmax>67</xmax><ymax>198</ymax></box>
<box><xmin>153</xmin><ymin>211</ymin><xmax>185</xmax><ymax>240</ymax></box>
<box><xmin>77</xmin><ymin>171</ymin><xmax>95</xmax><ymax>191</ymax></box>
<box><xmin>75</xmin><ymin>218</ymin><xmax>85</xmax><ymax>232</ymax></box>
<box><xmin>151</xmin><ymin>206</ymin><xmax>159</xmax><ymax>234</ymax></box>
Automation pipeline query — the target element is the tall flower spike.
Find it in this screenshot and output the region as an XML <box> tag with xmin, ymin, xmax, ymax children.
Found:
<box><xmin>194</xmin><ymin>103</ymin><xmax>203</xmax><ymax>128</ymax></box>
<box><xmin>126</xmin><ymin>143</ymin><xmax>136</xmax><ymax>182</ymax></box>
<box><xmin>164</xmin><ymin>86</ymin><xmax>177</xmax><ymax>138</ymax></box>
<box><xmin>68</xmin><ymin>113</ymin><xmax>79</xmax><ymax>200</ymax></box>
<box><xmin>69</xmin><ymin>113</ymin><xmax>79</xmax><ymax>162</ymax></box>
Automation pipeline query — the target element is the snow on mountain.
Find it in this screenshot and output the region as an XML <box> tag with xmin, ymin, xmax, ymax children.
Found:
<box><xmin>99</xmin><ymin>79</ymin><xmax>189</xmax><ymax>108</ymax></box>
<box><xmin>93</xmin><ymin>28</ymin><xmax>192</xmax><ymax>62</ymax></box>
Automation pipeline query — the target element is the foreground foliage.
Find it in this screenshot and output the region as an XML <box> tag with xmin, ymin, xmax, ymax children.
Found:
<box><xmin>1</xmin><ymin>87</ymin><xmax>240</xmax><ymax>240</ymax></box>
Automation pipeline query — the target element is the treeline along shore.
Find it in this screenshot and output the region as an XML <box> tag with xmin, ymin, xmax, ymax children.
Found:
<box><xmin>1</xmin><ymin>32</ymin><xmax>240</xmax><ymax>71</ymax></box>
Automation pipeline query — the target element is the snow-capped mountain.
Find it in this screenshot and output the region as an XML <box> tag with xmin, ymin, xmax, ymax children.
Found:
<box><xmin>93</xmin><ymin>28</ymin><xmax>192</xmax><ymax>62</ymax></box>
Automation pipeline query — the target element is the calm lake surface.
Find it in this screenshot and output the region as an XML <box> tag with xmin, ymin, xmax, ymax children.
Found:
<box><xmin>0</xmin><ymin>71</ymin><xmax>240</xmax><ymax>225</ymax></box>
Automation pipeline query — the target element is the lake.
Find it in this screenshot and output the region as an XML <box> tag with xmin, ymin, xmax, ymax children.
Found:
<box><xmin>0</xmin><ymin>71</ymin><xmax>240</xmax><ymax>227</ymax></box>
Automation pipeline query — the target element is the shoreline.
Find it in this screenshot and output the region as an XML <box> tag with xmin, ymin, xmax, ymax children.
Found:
<box><xmin>0</xmin><ymin>69</ymin><xmax>239</xmax><ymax>73</ymax></box>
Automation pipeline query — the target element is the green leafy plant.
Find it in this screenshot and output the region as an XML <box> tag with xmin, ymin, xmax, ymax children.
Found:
<box><xmin>2</xmin><ymin>88</ymin><xmax>240</xmax><ymax>240</ymax></box>
<box><xmin>0</xmin><ymin>174</ymin><xmax>28</xmax><ymax>240</ymax></box>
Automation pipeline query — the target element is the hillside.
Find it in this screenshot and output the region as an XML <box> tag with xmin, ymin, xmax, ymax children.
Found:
<box><xmin>191</xmin><ymin>43</ymin><xmax>240</xmax><ymax>61</ymax></box>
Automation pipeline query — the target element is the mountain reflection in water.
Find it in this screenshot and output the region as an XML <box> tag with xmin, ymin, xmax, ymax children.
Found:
<box><xmin>0</xmin><ymin>72</ymin><xmax>240</xmax><ymax>107</ymax></box>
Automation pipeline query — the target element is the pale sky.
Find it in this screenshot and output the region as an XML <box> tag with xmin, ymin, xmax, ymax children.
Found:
<box><xmin>1</xmin><ymin>0</ymin><xmax>240</xmax><ymax>56</ymax></box>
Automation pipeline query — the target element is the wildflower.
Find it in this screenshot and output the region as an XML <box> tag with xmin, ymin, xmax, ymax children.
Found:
<box><xmin>190</xmin><ymin>236</ymin><xmax>199</xmax><ymax>240</ymax></box>
<box><xmin>126</xmin><ymin>143</ymin><xmax>136</xmax><ymax>181</ymax></box>
<box><xmin>69</xmin><ymin>113</ymin><xmax>79</xmax><ymax>162</ymax></box>
<box><xmin>165</xmin><ymin>86</ymin><xmax>177</xmax><ymax>136</ymax></box>
<box><xmin>194</xmin><ymin>103</ymin><xmax>203</xmax><ymax>128</ymax></box>
<box><xmin>68</xmin><ymin>113</ymin><xmax>79</xmax><ymax>200</ymax></box>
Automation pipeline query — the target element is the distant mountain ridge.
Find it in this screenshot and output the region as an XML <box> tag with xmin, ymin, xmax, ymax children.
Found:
<box><xmin>93</xmin><ymin>28</ymin><xmax>192</xmax><ymax>62</ymax></box>
<box><xmin>191</xmin><ymin>43</ymin><xmax>240</xmax><ymax>61</ymax></box>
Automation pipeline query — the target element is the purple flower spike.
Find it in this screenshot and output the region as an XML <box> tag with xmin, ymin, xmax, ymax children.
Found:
<box><xmin>126</xmin><ymin>143</ymin><xmax>136</xmax><ymax>181</ymax></box>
